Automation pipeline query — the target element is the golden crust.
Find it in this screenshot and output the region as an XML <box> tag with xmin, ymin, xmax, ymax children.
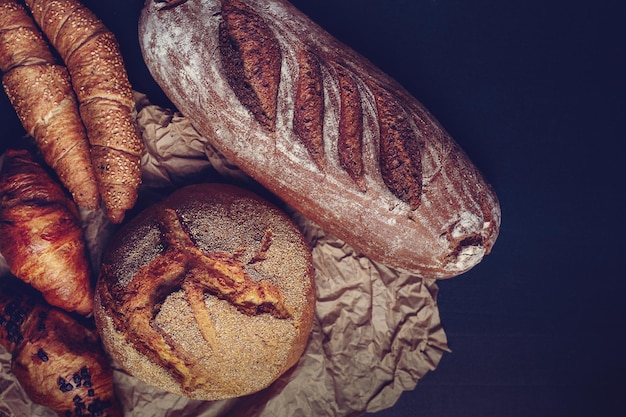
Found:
<box><xmin>24</xmin><ymin>0</ymin><xmax>86</xmax><ymax>50</ymax></box>
<box><xmin>95</xmin><ymin>183</ymin><xmax>316</xmax><ymax>400</ymax></box>
<box><xmin>24</xmin><ymin>0</ymin><xmax>143</xmax><ymax>223</ymax></box>
<box><xmin>0</xmin><ymin>149</ymin><xmax>94</xmax><ymax>316</ymax></box>
<box><xmin>0</xmin><ymin>278</ymin><xmax>123</xmax><ymax>417</ymax></box>
<box><xmin>2</xmin><ymin>64</ymin><xmax>71</xmax><ymax>135</ymax></box>
<box><xmin>0</xmin><ymin>0</ymin><xmax>100</xmax><ymax>210</ymax></box>
<box><xmin>2</xmin><ymin>64</ymin><xmax>100</xmax><ymax>209</ymax></box>
<box><xmin>66</xmin><ymin>31</ymin><xmax>135</xmax><ymax>107</ymax></box>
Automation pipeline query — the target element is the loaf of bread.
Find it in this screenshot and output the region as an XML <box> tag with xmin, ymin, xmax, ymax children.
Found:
<box><xmin>0</xmin><ymin>148</ymin><xmax>93</xmax><ymax>316</ymax></box>
<box><xmin>94</xmin><ymin>183</ymin><xmax>316</xmax><ymax>400</ymax></box>
<box><xmin>139</xmin><ymin>0</ymin><xmax>501</xmax><ymax>279</ymax></box>
<box><xmin>0</xmin><ymin>277</ymin><xmax>123</xmax><ymax>417</ymax></box>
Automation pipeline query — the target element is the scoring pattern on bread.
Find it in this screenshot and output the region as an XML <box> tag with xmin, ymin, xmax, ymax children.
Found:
<box><xmin>95</xmin><ymin>183</ymin><xmax>316</xmax><ymax>400</ymax></box>
<box><xmin>140</xmin><ymin>0</ymin><xmax>501</xmax><ymax>278</ymax></box>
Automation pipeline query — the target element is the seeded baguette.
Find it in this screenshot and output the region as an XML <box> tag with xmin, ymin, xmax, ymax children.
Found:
<box><xmin>24</xmin><ymin>0</ymin><xmax>143</xmax><ymax>224</ymax></box>
<box><xmin>139</xmin><ymin>0</ymin><xmax>501</xmax><ymax>278</ymax></box>
<box><xmin>0</xmin><ymin>0</ymin><xmax>99</xmax><ymax>209</ymax></box>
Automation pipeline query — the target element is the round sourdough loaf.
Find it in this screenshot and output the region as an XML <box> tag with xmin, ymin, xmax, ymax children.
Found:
<box><xmin>94</xmin><ymin>183</ymin><xmax>315</xmax><ymax>400</ymax></box>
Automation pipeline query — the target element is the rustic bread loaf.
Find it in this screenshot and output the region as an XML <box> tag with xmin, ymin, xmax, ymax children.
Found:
<box><xmin>139</xmin><ymin>0</ymin><xmax>501</xmax><ymax>278</ymax></box>
<box><xmin>94</xmin><ymin>183</ymin><xmax>316</xmax><ymax>400</ymax></box>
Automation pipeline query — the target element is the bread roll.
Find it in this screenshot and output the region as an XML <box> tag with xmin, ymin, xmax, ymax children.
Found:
<box><xmin>24</xmin><ymin>0</ymin><xmax>144</xmax><ymax>224</ymax></box>
<box><xmin>94</xmin><ymin>183</ymin><xmax>315</xmax><ymax>400</ymax></box>
<box><xmin>139</xmin><ymin>0</ymin><xmax>501</xmax><ymax>279</ymax></box>
<box><xmin>0</xmin><ymin>148</ymin><xmax>94</xmax><ymax>316</ymax></box>
<box><xmin>0</xmin><ymin>277</ymin><xmax>123</xmax><ymax>417</ymax></box>
<box><xmin>0</xmin><ymin>0</ymin><xmax>99</xmax><ymax>210</ymax></box>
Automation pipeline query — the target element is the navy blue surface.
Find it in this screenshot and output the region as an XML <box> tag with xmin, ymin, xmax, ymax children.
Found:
<box><xmin>1</xmin><ymin>1</ymin><xmax>624</xmax><ymax>416</ymax></box>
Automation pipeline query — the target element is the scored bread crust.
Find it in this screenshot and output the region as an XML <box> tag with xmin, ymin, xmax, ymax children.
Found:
<box><xmin>94</xmin><ymin>183</ymin><xmax>316</xmax><ymax>400</ymax></box>
<box><xmin>139</xmin><ymin>0</ymin><xmax>501</xmax><ymax>279</ymax></box>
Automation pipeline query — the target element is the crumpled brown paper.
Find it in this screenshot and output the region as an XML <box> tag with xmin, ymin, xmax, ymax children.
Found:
<box><xmin>0</xmin><ymin>92</ymin><xmax>449</xmax><ymax>417</ymax></box>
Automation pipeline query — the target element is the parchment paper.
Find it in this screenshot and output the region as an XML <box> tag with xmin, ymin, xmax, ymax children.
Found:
<box><xmin>0</xmin><ymin>92</ymin><xmax>449</xmax><ymax>417</ymax></box>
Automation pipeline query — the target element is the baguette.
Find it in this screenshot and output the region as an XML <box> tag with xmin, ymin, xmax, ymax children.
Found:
<box><xmin>24</xmin><ymin>0</ymin><xmax>144</xmax><ymax>224</ymax></box>
<box><xmin>139</xmin><ymin>0</ymin><xmax>501</xmax><ymax>278</ymax></box>
<box><xmin>0</xmin><ymin>277</ymin><xmax>123</xmax><ymax>417</ymax></box>
<box><xmin>0</xmin><ymin>148</ymin><xmax>93</xmax><ymax>316</ymax></box>
<box><xmin>0</xmin><ymin>0</ymin><xmax>99</xmax><ymax>210</ymax></box>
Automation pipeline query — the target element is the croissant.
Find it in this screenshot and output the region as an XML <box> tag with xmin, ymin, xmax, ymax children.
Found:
<box><xmin>0</xmin><ymin>276</ymin><xmax>123</xmax><ymax>417</ymax></box>
<box><xmin>0</xmin><ymin>0</ymin><xmax>99</xmax><ymax>210</ymax></box>
<box><xmin>24</xmin><ymin>0</ymin><xmax>144</xmax><ymax>224</ymax></box>
<box><xmin>0</xmin><ymin>148</ymin><xmax>93</xmax><ymax>316</ymax></box>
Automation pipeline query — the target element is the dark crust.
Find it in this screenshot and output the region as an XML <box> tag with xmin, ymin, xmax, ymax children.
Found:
<box><xmin>369</xmin><ymin>82</ymin><xmax>423</xmax><ymax>209</ymax></box>
<box><xmin>0</xmin><ymin>277</ymin><xmax>121</xmax><ymax>417</ymax></box>
<box><xmin>331</xmin><ymin>61</ymin><xmax>365</xmax><ymax>190</ymax></box>
<box><xmin>0</xmin><ymin>0</ymin><xmax>56</xmax><ymax>72</ymax></box>
<box><xmin>218</xmin><ymin>0</ymin><xmax>281</xmax><ymax>131</ymax></box>
<box><xmin>0</xmin><ymin>284</ymin><xmax>35</xmax><ymax>353</ymax></box>
<box><xmin>154</xmin><ymin>0</ymin><xmax>189</xmax><ymax>11</ymax></box>
<box><xmin>293</xmin><ymin>49</ymin><xmax>325</xmax><ymax>168</ymax></box>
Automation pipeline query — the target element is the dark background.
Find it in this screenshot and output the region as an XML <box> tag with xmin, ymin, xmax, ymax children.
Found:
<box><xmin>1</xmin><ymin>1</ymin><xmax>625</xmax><ymax>416</ymax></box>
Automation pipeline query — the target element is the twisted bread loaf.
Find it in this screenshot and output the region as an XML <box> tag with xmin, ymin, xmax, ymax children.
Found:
<box><xmin>0</xmin><ymin>277</ymin><xmax>122</xmax><ymax>417</ymax></box>
<box><xmin>95</xmin><ymin>183</ymin><xmax>315</xmax><ymax>400</ymax></box>
<box><xmin>139</xmin><ymin>0</ymin><xmax>501</xmax><ymax>278</ymax></box>
<box><xmin>0</xmin><ymin>148</ymin><xmax>93</xmax><ymax>316</ymax></box>
<box><xmin>0</xmin><ymin>0</ymin><xmax>99</xmax><ymax>209</ymax></box>
<box><xmin>24</xmin><ymin>0</ymin><xmax>143</xmax><ymax>223</ymax></box>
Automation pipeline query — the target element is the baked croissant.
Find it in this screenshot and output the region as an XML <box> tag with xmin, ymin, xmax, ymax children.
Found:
<box><xmin>24</xmin><ymin>0</ymin><xmax>144</xmax><ymax>224</ymax></box>
<box><xmin>0</xmin><ymin>148</ymin><xmax>93</xmax><ymax>316</ymax></box>
<box><xmin>0</xmin><ymin>276</ymin><xmax>123</xmax><ymax>417</ymax></box>
<box><xmin>0</xmin><ymin>0</ymin><xmax>99</xmax><ymax>210</ymax></box>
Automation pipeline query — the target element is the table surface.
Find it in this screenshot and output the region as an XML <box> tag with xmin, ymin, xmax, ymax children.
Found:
<box><xmin>1</xmin><ymin>1</ymin><xmax>624</xmax><ymax>417</ymax></box>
